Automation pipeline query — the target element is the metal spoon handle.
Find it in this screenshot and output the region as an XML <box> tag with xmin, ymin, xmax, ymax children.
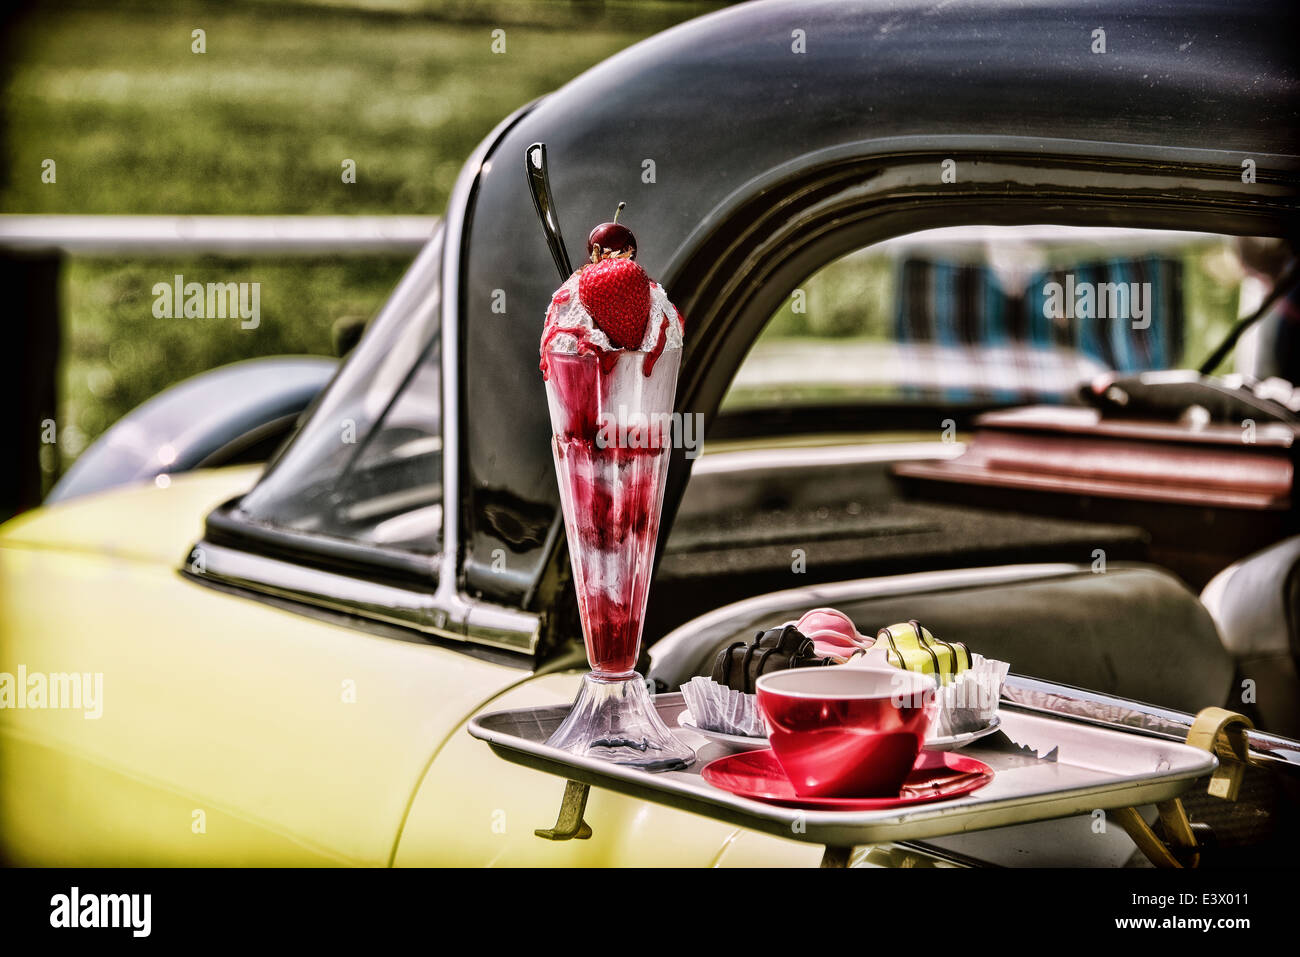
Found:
<box><xmin>525</xmin><ymin>142</ymin><xmax>574</xmax><ymax>282</ymax></box>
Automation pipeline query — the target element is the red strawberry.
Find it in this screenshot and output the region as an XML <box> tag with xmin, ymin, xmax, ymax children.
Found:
<box><xmin>578</xmin><ymin>258</ymin><xmax>651</xmax><ymax>349</ymax></box>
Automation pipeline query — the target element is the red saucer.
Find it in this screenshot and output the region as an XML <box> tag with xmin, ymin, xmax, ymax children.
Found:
<box><xmin>700</xmin><ymin>748</ymin><xmax>994</xmax><ymax>810</ymax></box>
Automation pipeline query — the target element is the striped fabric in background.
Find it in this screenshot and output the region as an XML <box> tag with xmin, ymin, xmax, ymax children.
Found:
<box><xmin>895</xmin><ymin>256</ymin><xmax>1184</xmax><ymax>402</ymax></box>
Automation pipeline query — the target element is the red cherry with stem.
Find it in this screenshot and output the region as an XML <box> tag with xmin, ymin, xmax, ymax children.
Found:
<box><xmin>587</xmin><ymin>202</ymin><xmax>637</xmax><ymax>262</ymax></box>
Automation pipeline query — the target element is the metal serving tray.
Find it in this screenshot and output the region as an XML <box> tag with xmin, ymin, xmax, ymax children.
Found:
<box><xmin>468</xmin><ymin>693</ymin><xmax>1218</xmax><ymax>848</ymax></box>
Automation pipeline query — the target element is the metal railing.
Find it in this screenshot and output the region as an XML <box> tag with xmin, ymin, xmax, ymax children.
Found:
<box><xmin>0</xmin><ymin>214</ymin><xmax>441</xmax><ymax>256</ymax></box>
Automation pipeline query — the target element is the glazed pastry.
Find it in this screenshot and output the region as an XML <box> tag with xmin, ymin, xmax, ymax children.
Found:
<box><xmin>874</xmin><ymin>620</ymin><xmax>971</xmax><ymax>682</ymax></box>
<box><xmin>711</xmin><ymin>624</ymin><xmax>835</xmax><ymax>694</ymax></box>
<box><xmin>847</xmin><ymin>619</ymin><xmax>1007</xmax><ymax>735</ymax></box>
<box><xmin>790</xmin><ymin>608</ymin><xmax>871</xmax><ymax>661</ymax></box>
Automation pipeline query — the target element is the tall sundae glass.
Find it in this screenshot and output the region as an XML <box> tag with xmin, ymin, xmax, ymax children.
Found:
<box><xmin>538</xmin><ymin>204</ymin><xmax>695</xmax><ymax>770</ymax></box>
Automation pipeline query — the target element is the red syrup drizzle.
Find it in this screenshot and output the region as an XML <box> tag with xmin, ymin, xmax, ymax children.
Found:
<box><xmin>540</xmin><ymin>323</ymin><xmax>621</xmax><ymax>380</ymax></box>
<box><xmin>542</xmin><ymin>274</ymin><xmax>670</xmax><ymax>381</ymax></box>
<box><xmin>543</xmin><ymin>344</ymin><xmax>672</xmax><ymax>676</ymax></box>
<box><xmin>555</xmin><ymin>439</ymin><xmax>664</xmax><ymax>548</ymax></box>
<box><xmin>554</xmin><ymin>430</ymin><xmax>667</xmax><ymax>676</ymax></box>
<box><xmin>642</xmin><ymin>314</ymin><xmax>670</xmax><ymax>377</ymax></box>
<box><xmin>540</xmin><ymin>288</ymin><xmax>678</xmax><ymax>673</ymax></box>
<box><xmin>542</xmin><ymin>345</ymin><xmax>598</xmax><ymax>436</ymax></box>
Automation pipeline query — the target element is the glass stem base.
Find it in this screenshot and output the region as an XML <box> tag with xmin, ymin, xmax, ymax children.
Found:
<box><xmin>545</xmin><ymin>673</ymin><xmax>695</xmax><ymax>771</ymax></box>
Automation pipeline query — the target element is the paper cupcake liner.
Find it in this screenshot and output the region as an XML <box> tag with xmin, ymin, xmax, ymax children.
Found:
<box><xmin>680</xmin><ymin>676</ymin><xmax>768</xmax><ymax>738</ymax></box>
<box><xmin>932</xmin><ymin>654</ymin><xmax>1010</xmax><ymax>736</ymax></box>
<box><xmin>680</xmin><ymin>654</ymin><xmax>1009</xmax><ymax>741</ymax></box>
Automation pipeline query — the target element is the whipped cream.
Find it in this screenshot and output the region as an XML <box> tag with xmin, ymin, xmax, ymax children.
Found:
<box><xmin>542</xmin><ymin>270</ymin><xmax>684</xmax><ymax>355</ymax></box>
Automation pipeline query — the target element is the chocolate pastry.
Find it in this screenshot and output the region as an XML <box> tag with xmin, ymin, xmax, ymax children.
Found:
<box><xmin>710</xmin><ymin>624</ymin><xmax>835</xmax><ymax>694</ymax></box>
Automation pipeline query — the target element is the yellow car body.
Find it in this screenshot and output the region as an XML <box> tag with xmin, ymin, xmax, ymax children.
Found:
<box><xmin>0</xmin><ymin>467</ymin><xmax>819</xmax><ymax>866</ymax></box>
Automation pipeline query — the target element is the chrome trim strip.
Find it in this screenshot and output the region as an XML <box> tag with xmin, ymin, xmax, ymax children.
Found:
<box><xmin>433</xmin><ymin>114</ymin><xmax>475</xmax><ymax>625</ymax></box>
<box><xmin>188</xmin><ymin>541</ymin><xmax>538</xmax><ymax>655</ymax></box>
<box><xmin>435</xmin><ymin>102</ymin><xmax>543</xmax><ymax>653</ymax></box>
<box><xmin>691</xmin><ymin>441</ymin><xmax>964</xmax><ymax>476</ymax></box>
<box><xmin>463</xmin><ymin>599</ymin><xmax>545</xmax><ymax>654</ymax></box>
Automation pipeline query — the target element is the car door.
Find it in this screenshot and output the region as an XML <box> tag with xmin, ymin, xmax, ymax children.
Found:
<box><xmin>0</xmin><ymin>466</ymin><xmax>541</xmax><ymax>866</ymax></box>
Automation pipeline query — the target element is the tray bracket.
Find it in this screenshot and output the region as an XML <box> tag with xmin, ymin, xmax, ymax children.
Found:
<box><xmin>1185</xmin><ymin>707</ymin><xmax>1254</xmax><ymax>800</ymax></box>
<box><xmin>535</xmin><ymin>779</ymin><xmax>593</xmax><ymax>842</ymax></box>
<box><xmin>820</xmin><ymin>845</ymin><xmax>853</xmax><ymax>868</ymax></box>
<box><xmin>1113</xmin><ymin>706</ymin><xmax>1252</xmax><ymax>868</ymax></box>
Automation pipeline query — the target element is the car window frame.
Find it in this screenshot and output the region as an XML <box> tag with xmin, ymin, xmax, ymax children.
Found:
<box><xmin>186</xmin><ymin>102</ymin><xmax>545</xmax><ymax>656</ymax></box>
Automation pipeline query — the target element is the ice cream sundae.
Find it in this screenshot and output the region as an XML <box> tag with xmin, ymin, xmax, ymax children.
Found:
<box><xmin>537</xmin><ymin>199</ymin><xmax>693</xmax><ymax>770</ymax></box>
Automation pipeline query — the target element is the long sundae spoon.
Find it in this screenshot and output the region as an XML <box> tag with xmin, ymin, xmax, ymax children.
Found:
<box><xmin>525</xmin><ymin>142</ymin><xmax>573</xmax><ymax>282</ymax></box>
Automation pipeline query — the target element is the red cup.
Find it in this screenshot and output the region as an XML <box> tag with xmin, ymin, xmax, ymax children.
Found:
<box><xmin>755</xmin><ymin>667</ymin><xmax>936</xmax><ymax>798</ymax></box>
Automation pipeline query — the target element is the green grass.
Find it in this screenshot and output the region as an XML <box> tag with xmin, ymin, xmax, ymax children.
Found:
<box><xmin>2</xmin><ymin>1</ymin><xmax>719</xmax><ymax>215</ymax></box>
<box><xmin>56</xmin><ymin>256</ymin><xmax>411</xmax><ymax>461</ymax></box>
<box><xmin>1</xmin><ymin>0</ymin><xmax>722</xmax><ymax>477</ymax></box>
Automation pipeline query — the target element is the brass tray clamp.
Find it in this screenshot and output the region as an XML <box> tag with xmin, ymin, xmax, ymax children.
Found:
<box><xmin>1112</xmin><ymin>707</ymin><xmax>1254</xmax><ymax>868</ymax></box>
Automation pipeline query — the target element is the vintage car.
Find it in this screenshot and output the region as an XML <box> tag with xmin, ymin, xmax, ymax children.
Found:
<box><xmin>2</xmin><ymin>0</ymin><xmax>1298</xmax><ymax>867</ymax></box>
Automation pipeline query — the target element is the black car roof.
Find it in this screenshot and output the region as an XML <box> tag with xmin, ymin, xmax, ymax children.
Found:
<box><xmin>459</xmin><ymin>0</ymin><xmax>1300</xmax><ymax>605</ymax></box>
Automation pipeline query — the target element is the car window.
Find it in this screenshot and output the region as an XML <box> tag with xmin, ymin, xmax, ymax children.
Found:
<box><xmin>234</xmin><ymin>228</ymin><xmax>444</xmax><ymax>556</ymax></box>
<box><xmin>723</xmin><ymin>226</ymin><xmax>1293</xmax><ymax>418</ymax></box>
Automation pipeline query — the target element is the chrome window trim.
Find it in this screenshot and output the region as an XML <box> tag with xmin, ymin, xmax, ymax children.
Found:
<box><xmin>690</xmin><ymin>440</ymin><xmax>965</xmax><ymax>476</ymax></box>
<box><xmin>185</xmin><ymin>541</ymin><xmax>537</xmax><ymax>656</ymax></box>
<box><xmin>188</xmin><ymin>541</ymin><xmax>456</xmax><ymax>635</ymax></box>
<box><xmin>183</xmin><ymin>102</ymin><xmax>544</xmax><ymax>656</ymax></box>
<box><xmin>435</xmin><ymin>102</ymin><xmax>545</xmax><ymax>653</ymax></box>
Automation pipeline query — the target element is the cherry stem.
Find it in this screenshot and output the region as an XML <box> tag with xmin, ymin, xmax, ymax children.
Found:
<box><xmin>613</xmin><ymin>201</ymin><xmax>626</xmax><ymax>225</ymax></box>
